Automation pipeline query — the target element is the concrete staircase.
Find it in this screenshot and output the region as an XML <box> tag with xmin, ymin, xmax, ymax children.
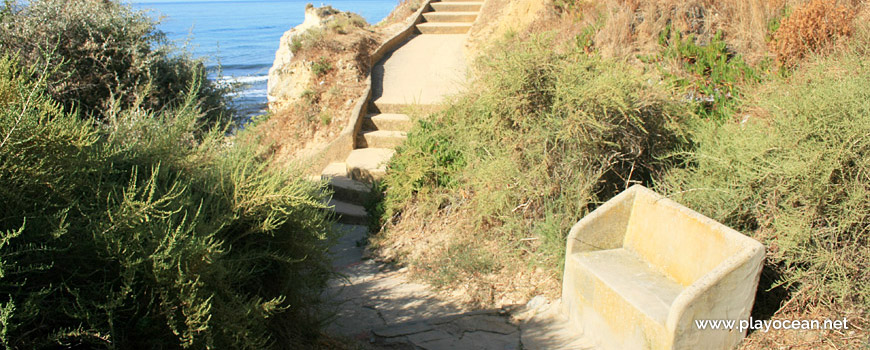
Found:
<box><xmin>321</xmin><ymin>110</ymin><xmax>412</xmax><ymax>225</ymax></box>
<box><xmin>321</xmin><ymin>0</ymin><xmax>476</xmax><ymax>224</ymax></box>
<box><xmin>417</xmin><ymin>0</ymin><xmax>482</xmax><ymax>34</ymax></box>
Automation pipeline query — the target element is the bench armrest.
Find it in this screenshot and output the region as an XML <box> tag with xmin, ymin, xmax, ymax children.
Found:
<box><xmin>566</xmin><ymin>187</ymin><xmax>637</xmax><ymax>255</ymax></box>
<box><xmin>666</xmin><ymin>242</ymin><xmax>765</xmax><ymax>347</ymax></box>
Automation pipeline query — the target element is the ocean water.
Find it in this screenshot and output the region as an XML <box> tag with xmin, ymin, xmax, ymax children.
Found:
<box><xmin>132</xmin><ymin>0</ymin><xmax>399</xmax><ymax>119</ymax></box>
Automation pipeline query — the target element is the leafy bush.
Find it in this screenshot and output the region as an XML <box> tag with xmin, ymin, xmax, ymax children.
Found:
<box><xmin>659</xmin><ymin>50</ymin><xmax>870</xmax><ymax>317</ymax></box>
<box><xmin>771</xmin><ymin>0</ymin><xmax>856</xmax><ymax>67</ymax></box>
<box><xmin>0</xmin><ymin>56</ymin><xmax>334</xmax><ymax>349</ymax></box>
<box><xmin>378</xmin><ymin>35</ymin><xmax>689</xmax><ymax>286</ymax></box>
<box><xmin>382</xmin><ymin>119</ymin><xmax>466</xmax><ymax>218</ymax></box>
<box><xmin>0</xmin><ymin>0</ymin><xmax>232</xmax><ymax>124</ymax></box>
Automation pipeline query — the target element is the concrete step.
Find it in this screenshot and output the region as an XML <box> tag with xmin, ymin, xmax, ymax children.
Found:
<box><xmin>422</xmin><ymin>12</ymin><xmax>478</xmax><ymax>23</ymax></box>
<box><xmin>346</xmin><ymin>148</ymin><xmax>395</xmax><ymax>182</ymax></box>
<box><xmin>364</xmin><ymin>113</ymin><xmax>413</xmax><ymax>132</ymax></box>
<box><xmin>371</xmin><ymin>100</ymin><xmax>439</xmax><ymax>114</ymax></box>
<box><xmin>417</xmin><ymin>22</ymin><xmax>472</xmax><ymax>34</ymax></box>
<box><xmin>430</xmin><ymin>2</ymin><xmax>482</xmax><ymax>12</ymax></box>
<box><xmin>357</xmin><ymin>130</ymin><xmax>407</xmax><ymax>148</ymax></box>
<box><xmin>320</xmin><ymin>162</ymin><xmax>371</xmax><ymax>205</ymax></box>
<box><xmin>322</xmin><ymin>162</ymin><xmax>348</xmax><ymax>177</ymax></box>
<box><xmin>328</xmin><ymin>176</ymin><xmax>372</xmax><ymax>204</ymax></box>
<box><xmin>329</xmin><ymin>199</ymin><xmax>368</xmax><ymax>225</ymax></box>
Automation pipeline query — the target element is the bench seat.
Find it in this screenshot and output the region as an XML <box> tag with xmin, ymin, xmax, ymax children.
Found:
<box><xmin>571</xmin><ymin>248</ymin><xmax>683</xmax><ymax>325</ymax></box>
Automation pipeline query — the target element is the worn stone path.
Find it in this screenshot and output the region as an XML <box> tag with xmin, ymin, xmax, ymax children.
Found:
<box><xmin>325</xmin><ymin>224</ymin><xmax>596</xmax><ymax>349</ymax></box>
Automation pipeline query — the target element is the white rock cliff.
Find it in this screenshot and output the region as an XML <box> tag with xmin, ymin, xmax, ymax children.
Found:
<box><xmin>267</xmin><ymin>4</ymin><xmax>340</xmax><ymax>111</ymax></box>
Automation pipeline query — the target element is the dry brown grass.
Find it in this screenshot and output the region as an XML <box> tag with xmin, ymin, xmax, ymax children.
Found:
<box><xmin>563</xmin><ymin>0</ymin><xmax>866</xmax><ymax>65</ymax></box>
<box><xmin>372</xmin><ymin>203</ymin><xmax>563</xmax><ymax>308</ymax></box>
<box><xmin>771</xmin><ymin>0</ymin><xmax>856</xmax><ymax>67</ymax></box>
<box><xmin>577</xmin><ymin>0</ymin><xmax>790</xmax><ymax>63</ymax></box>
<box><xmin>377</xmin><ymin>0</ymin><xmax>424</xmax><ymax>28</ymax></box>
<box><xmin>740</xmin><ymin>307</ymin><xmax>868</xmax><ymax>349</ymax></box>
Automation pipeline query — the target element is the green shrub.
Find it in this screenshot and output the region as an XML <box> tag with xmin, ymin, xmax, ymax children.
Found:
<box><xmin>326</xmin><ymin>12</ymin><xmax>368</xmax><ymax>34</ymax></box>
<box><xmin>383</xmin><ymin>119</ymin><xmax>466</xmax><ymax>218</ymax></box>
<box><xmin>379</xmin><ymin>34</ymin><xmax>689</xmax><ymax>276</ymax></box>
<box><xmin>291</xmin><ymin>28</ymin><xmax>326</xmax><ymax>55</ymax></box>
<box><xmin>0</xmin><ymin>0</ymin><xmax>232</xmax><ymax>124</ymax></box>
<box><xmin>312</xmin><ymin>56</ymin><xmax>333</xmax><ymax>76</ymax></box>
<box><xmin>641</xmin><ymin>27</ymin><xmax>761</xmax><ymax>120</ymax></box>
<box><xmin>659</xmin><ymin>50</ymin><xmax>870</xmax><ymax>315</ymax></box>
<box><xmin>0</xmin><ymin>56</ymin><xmax>334</xmax><ymax>349</ymax></box>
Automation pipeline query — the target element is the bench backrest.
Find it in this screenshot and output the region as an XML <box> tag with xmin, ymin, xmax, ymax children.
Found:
<box><xmin>622</xmin><ymin>186</ymin><xmax>749</xmax><ymax>287</ymax></box>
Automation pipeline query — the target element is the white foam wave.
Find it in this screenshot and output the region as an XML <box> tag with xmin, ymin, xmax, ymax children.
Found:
<box><xmin>222</xmin><ymin>75</ymin><xmax>269</xmax><ymax>85</ymax></box>
<box><xmin>234</xmin><ymin>88</ymin><xmax>268</xmax><ymax>98</ymax></box>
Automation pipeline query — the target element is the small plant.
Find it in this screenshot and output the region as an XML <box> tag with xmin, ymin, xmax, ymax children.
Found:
<box><xmin>318</xmin><ymin>111</ymin><xmax>331</xmax><ymax>125</ymax></box>
<box><xmin>300</xmin><ymin>88</ymin><xmax>316</xmax><ymax>103</ymax></box>
<box><xmin>290</xmin><ymin>27</ymin><xmax>325</xmax><ymax>55</ymax></box>
<box><xmin>554</xmin><ymin>0</ymin><xmax>584</xmax><ymax>14</ymax></box>
<box><xmin>327</xmin><ymin>13</ymin><xmax>367</xmax><ymax>34</ymax></box>
<box><xmin>290</xmin><ymin>37</ymin><xmax>303</xmax><ymax>54</ymax></box>
<box><xmin>642</xmin><ymin>27</ymin><xmax>760</xmax><ymax>120</ymax></box>
<box><xmin>574</xmin><ymin>20</ymin><xmax>601</xmax><ymax>53</ymax></box>
<box><xmin>771</xmin><ymin>0</ymin><xmax>855</xmax><ymax>68</ymax></box>
<box><xmin>312</xmin><ymin>56</ymin><xmax>332</xmax><ymax>76</ymax></box>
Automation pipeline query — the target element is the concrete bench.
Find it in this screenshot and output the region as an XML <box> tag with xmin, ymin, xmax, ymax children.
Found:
<box><xmin>561</xmin><ymin>185</ymin><xmax>765</xmax><ymax>350</ymax></box>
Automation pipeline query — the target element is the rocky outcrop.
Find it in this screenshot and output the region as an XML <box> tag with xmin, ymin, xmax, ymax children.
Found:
<box><xmin>266</xmin><ymin>5</ymin><xmax>341</xmax><ymax>111</ymax></box>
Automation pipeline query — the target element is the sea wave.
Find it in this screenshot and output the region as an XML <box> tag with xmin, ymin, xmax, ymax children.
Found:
<box><xmin>233</xmin><ymin>88</ymin><xmax>268</xmax><ymax>98</ymax></box>
<box><xmin>222</xmin><ymin>75</ymin><xmax>269</xmax><ymax>85</ymax></box>
<box><xmin>219</xmin><ymin>63</ymin><xmax>273</xmax><ymax>71</ymax></box>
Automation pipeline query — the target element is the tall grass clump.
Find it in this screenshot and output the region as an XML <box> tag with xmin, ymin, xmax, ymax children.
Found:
<box><xmin>0</xmin><ymin>56</ymin><xmax>334</xmax><ymax>349</ymax></box>
<box><xmin>659</xmin><ymin>49</ymin><xmax>870</xmax><ymax>322</ymax></box>
<box><xmin>376</xmin><ymin>35</ymin><xmax>690</xmax><ymax>300</ymax></box>
<box><xmin>0</xmin><ymin>0</ymin><xmax>232</xmax><ymax>124</ymax></box>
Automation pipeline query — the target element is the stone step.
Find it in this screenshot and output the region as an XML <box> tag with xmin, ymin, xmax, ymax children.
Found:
<box><xmin>422</xmin><ymin>12</ymin><xmax>478</xmax><ymax>23</ymax></box>
<box><xmin>357</xmin><ymin>130</ymin><xmax>407</xmax><ymax>148</ymax></box>
<box><xmin>322</xmin><ymin>162</ymin><xmax>348</xmax><ymax>177</ymax></box>
<box><xmin>364</xmin><ymin>113</ymin><xmax>413</xmax><ymax>132</ymax></box>
<box><xmin>328</xmin><ymin>176</ymin><xmax>372</xmax><ymax>204</ymax></box>
<box><xmin>417</xmin><ymin>22</ymin><xmax>473</xmax><ymax>34</ymax></box>
<box><xmin>329</xmin><ymin>199</ymin><xmax>368</xmax><ymax>225</ymax></box>
<box><xmin>430</xmin><ymin>2</ymin><xmax>482</xmax><ymax>12</ymax></box>
<box><xmin>346</xmin><ymin>148</ymin><xmax>395</xmax><ymax>182</ymax></box>
<box><xmin>320</xmin><ymin>162</ymin><xmax>371</xmax><ymax>205</ymax></box>
<box><xmin>371</xmin><ymin>100</ymin><xmax>438</xmax><ymax>114</ymax></box>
